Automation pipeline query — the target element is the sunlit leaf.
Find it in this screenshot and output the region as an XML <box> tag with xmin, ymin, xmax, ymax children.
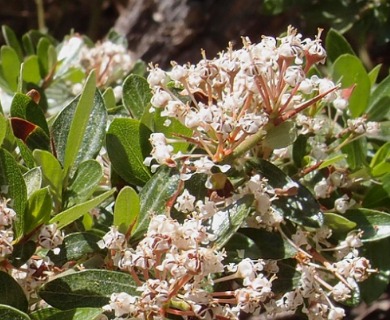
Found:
<box><xmin>263</xmin><ymin>121</ymin><xmax>297</xmax><ymax>149</ymax></box>
<box><xmin>122</xmin><ymin>74</ymin><xmax>152</xmax><ymax>119</ymax></box>
<box><xmin>24</xmin><ymin>187</ymin><xmax>52</xmax><ymax>234</ymax></box>
<box><xmin>325</xmin><ymin>28</ymin><xmax>355</xmax><ymax>63</ymax></box>
<box><xmin>114</xmin><ymin>186</ymin><xmax>140</xmax><ymax>235</ymax></box>
<box><xmin>30</xmin><ymin>307</ymin><xmax>103</xmax><ymax>320</ymax></box>
<box><xmin>49</xmin><ymin>188</ymin><xmax>115</xmax><ymax>229</ymax></box>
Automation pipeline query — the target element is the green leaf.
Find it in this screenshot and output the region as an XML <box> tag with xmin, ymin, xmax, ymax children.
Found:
<box><xmin>49</xmin><ymin>188</ymin><xmax>115</xmax><ymax>229</ymax></box>
<box><xmin>344</xmin><ymin>208</ymin><xmax>390</xmax><ymax>242</ymax></box>
<box><xmin>37</xmin><ymin>37</ymin><xmax>54</xmax><ymax>77</ymax></box>
<box><xmin>363</xmin><ymin>184</ymin><xmax>390</xmax><ymax>210</ymax></box>
<box><xmin>367</xmin><ymin>74</ymin><xmax>390</xmax><ymax>120</ymax></box>
<box><xmin>39</xmin><ymin>269</ymin><xmax>138</xmax><ymax>310</ymax></box>
<box><xmin>272</xmin><ymin>259</ymin><xmax>301</xmax><ymax>294</ymax></box>
<box><xmin>33</xmin><ymin>149</ymin><xmax>63</xmax><ymax>205</ymax></box>
<box><xmin>247</xmin><ymin>159</ymin><xmax>323</xmax><ymax>228</ymax></box>
<box><xmin>30</xmin><ymin>307</ymin><xmax>103</xmax><ymax>320</ymax></box>
<box><xmin>325</xmin><ymin>28</ymin><xmax>355</xmax><ymax>63</ymax></box>
<box><xmin>0</xmin><ymin>114</ymin><xmax>6</xmax><ymax>146</ymax></box>
<box><xmin>342</xmin><ymin>137</ymin><xmax>367</xmax><ymax>170</ymax></box>
<box><xmin>2</xmin><ymin>26</ymin><xmax>23</xmax><ymax>60</ymax></box>
<box><xmin>102</xmin><ymin>87</ymin><xmax>116</xmax><ymax>110</ymax></box>
<box><xmin>48</xmin><ymin>232</ymin><xmax>102</xmax><ymax>267</ymax></box>
<box><xmin>106</xmin><ymin>118</ymin><xmax>152</xmax><ymax>187</ymax></box>
<box><xmin>368</xmin><ymin>64</ymin><xmax>382</xmax><ymax>87</ymax></box>
<box><xmin>51</xmin><ymin>75</ymin><xmax>107</xmax><ymax>175</ymax></box>
<box><xmin>238</xmin><ymin>228</ymin><xmax>297</xmax><ymax>259</ymax></box>
<box><xmin>366</xmin><ymin>96</ymin><xmax>390</xmax><ymax>121</ymax></box>
<box><xmin>122</xmin><ymin>74</ymin><xmax>152</xmax><ymax>119</ymax></box>
<box><xmin>16</xmin><ymin>139</ymin><xmax>35</xmax><ymax>169</ymax></box>
<box><xmin>292</xmin><ymin>134</ymin><xmax>307</xmax><ymax>167</ymax></box>
<box><xmin>0</xmin><ymin>46</ymin><xmax>20</xmax><ymax>91</ymax></box>
<box><xmin>24</xmin><ymin>187</ymin><xmax>52</xmax><ymax>234</ymax></box>
<box><xmin>0</xmin><ymin>148</ymin><xmax>27</xmax><ymax>240</ymax></box>
<box><xmin>323</xmin><ymin>212</ymin><xmax>356</xmax><ymax>235</ymax></box>
<box><xmin>23</xmin><ymin>167</ymin><xmax>42</xmax><ymax>197</ymax></box>
<box><xmin>359</xmin><ymin>237</ymin><xmax>390</xmax><ymax>303</ymax></box>
<box><xmin>64</xmin><ymin>160</ymin><xmax>103</xmax><ymax>209</ymax></box>
<box><xmin>332</xmin><ymin>54</ymin><xmax>370</xmax><ymax>117</ymax></box>
<box><xmin>9</xmin><ymin>241</ymin><xmax>36</xmax><ymax>268</ymax></box>
<box><xmin>263</xmin><ymin>121</ymin><xmax>297</xmax><ymax>149</ymax></box>
<box><xmin>224</xmin><ymin>233</ymin><xmax>264</xmax><ymax>262</ymax></box>
<box><xmin>153</xmin><ymin>109</ymin><xmax>192</xmax><ymax>153</ymax></box>
<box><xmin>0</xmin><ymin>305</ymin><xmax>30</xmax><ymax>320</ymax></box>
<box><xmin>208</xmin><ymin>195</ymin><xmax>253</xmax><ymax>250</ymax></box>
<box><xmin>132</xmin><ymin>166</ymin><xmax>180</xmax><ymax>242</ymax></box>
<box><xmin>22</xmin><ymin>56</ymin><xmax>42</xmax><ymax>84</ymax></box>
<box><xmin>370</xmin><ymin>141</ymin><xmax>390</xmax><ymax>177</ymax></box>
<box><xmin>114</xmin><ymin>186</ymin><xmax>140</xmax><ymax>235</ymax></box>
<box><xmin>10</xmin><ymin>93</ymin><xmax>49</xmax><ymax>134</ymax></box>
<box><xmin>0</xmin><ymin>271</ymin><xmax>28</xmax><ymax>312</ymax></box>
<box><xmin>318</xmin><ymin>154</ymin><xmax>347</xmax><ymax>169</ymax></box>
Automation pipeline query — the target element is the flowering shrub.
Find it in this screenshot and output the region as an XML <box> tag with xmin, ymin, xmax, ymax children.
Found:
<box><xmin>0</xmin><ymin>25</ymin><xmax>389</xmax><ymax>320</ymax></box>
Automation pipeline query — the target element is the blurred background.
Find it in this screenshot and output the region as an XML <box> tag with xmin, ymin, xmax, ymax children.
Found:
<box><xmin>0</xmin><ymin>0</ymin><xmax>389</xmax><ymax>77</ymax></box>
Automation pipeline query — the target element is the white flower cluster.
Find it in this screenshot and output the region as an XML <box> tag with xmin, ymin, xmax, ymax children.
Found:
<box><xmin>100</xmin><ymin>213</ymin><xmax>278</xmax><ymax>319</ymax></box>
<box><xmin>0</xmin><ymin>197</ymin><xmax>16</xmax><ymax>259</ymax></box>
<box><xmin>145</xmin><ymin>26</ymin><xmax>344</xmax><ymax>173</ymax></box>
<box><xmin>59</xmin><ymin>36</ymin><xmax>135</xmax><ymax>89</ymax></box>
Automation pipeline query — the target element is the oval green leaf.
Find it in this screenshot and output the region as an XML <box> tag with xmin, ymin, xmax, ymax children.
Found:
<box><xmin>106</xmin><ymin>118</ymin><xmax>152</xmax><ymax>187</ymax></box>
<box><xmin>114</xmin><ymin>186</ymin><xmax>140</xmax><ymax>235</ymax></box>
<box><xmin>23</xmin><ymin>167</ymin><xmax>42</xmax><ymax>197</ymax></box>
<box><xmin>24</xmin><ymin>187</ymin><xmax>52</xmax><ymax>234</ymax></box>
<box><xmin>325</xmin><ymin>28</ymin><xmax>355</xmax><ymax>63</ymax></box>
<box><xmin>332</xmin><ymin>54</ymin><xmax>370</xmax><ymax>118</ymax></box>
<box><xmin>263</xmin><ymin>121</ymin><xmax>297</xmax><ymax>149</ymax></box>
<box><xmin>30</xmin><ymin>307</ymin><xmax>103</xmax><ymax>320</ymax></box>
<box><xmin>122</xmin><ymin>74</ymin><xmax>152</xmax><ymax>119</ymax></box>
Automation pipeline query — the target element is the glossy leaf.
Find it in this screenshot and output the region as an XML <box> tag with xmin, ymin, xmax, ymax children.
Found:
<box><xmin>122</xmin><ymin>74</ymin><xmax>152</xmax><ymax>119</ymax></box>
<box><xmin>1</xmin><ymin>46</ymin><xmax>20</xmax><ymax>91</ymax></box>
<box><xmin>208</xmin><ymin>195</ymin><xmax>253</xmax><ymax>250</ymax></box>
<box><xmin>106</xmin><ymin>118</ymin><xmax>152</xmax><ymax>187</ymax></box>
<box><xmin>344</xmin><ymin>208</ymin><xmax>390</xmax><ymax>242</ymax></box>
<box><xmin>325</xmin><ymin>28</ymin><xmax>355</xmax><ymax>63</ymax></box>
<box><xmin>264</xmin><ymin>121</ymin><xmax>297</xmax><ymax>149</ymax></box>
<box><xmin>238</xmin><ymin>228</ymin><xmax>297</xmax><ymax>259</ymax></box>
<box><xmin>0</xmin><ymin>271</ymin><xmax>28</xmax><ymax>312</ymax></box>
<box><xmin>48</xmin><ymin>232</ymin><xmax>102</xmax><ymax>267</ymax></box>
<box><xmin>49</xmin><ymin>188</ymin><xmax>115</xmax><ymax>229</ymax></box>
<box><xmin>114</xmin><ymin>186</ymin><xmax>140</xmax><ymax>234</ymax></box>
<box><xmin>23</xmin><ymin>167</ymin><xmax>42</xmax><ymax>197</ymax></box>
<box><xmin>0</xmin><ymin>305</ymin><xmax>30</xmax><ymax>320</ymax></box>
<box><xmin>272</xmin><ymin>259</ymin><xmax>301</xmax><ymax>294</ymax></box>
<box><xmin>24</xmin><ymin>187</ymin><xmax>52</xmax><ymax>234</ymax></box>
<box><xmin>132</xmin><ymin>166</ymin><xmax>180</xmax><ymax>242</ymax></box>
<box><xmin>224</xmin><ymin>233</ymin><xmax>263</xmax><ymax>261</ymax></box>
<box><xmin>10</xmin><ymin>93</ymin><xmax>49</xmax><ymax>134</ymax></box>
<box><xmin>0</xmin><ymin>148</ymin><xmax>27</xmax><ymax>240</ymax></box>
<box><xmin>64</xmin><ymin>160</ymin><xmax>103</xmax><ymax>209</ymax></box>
<box><xmin>247</xmin><ymin>159</ymin><xmax>323</xmax><ymax>228</ymax></box>
<box><xmin>30</xmin><ymin>307</ymin><xmax>103</xmax><ymax>320</ymax></box>
<box><xmin>332</xmin><ymin>54</ymin><xmax>370</xmax><ymax>117</ymax></box>
<box><xmin>51</xmin><ymin>75</ymin><xmax>107</xmax><ymax>175</ymax></box>
<box><xmin>39</xmin><ymin>269</ymin><xmax>138</xmax><ymax>310</ymax></box>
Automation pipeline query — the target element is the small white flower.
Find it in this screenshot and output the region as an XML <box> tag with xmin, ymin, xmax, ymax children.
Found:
<box><xmin>38</xmin><ymin>224</ymin><xmax>64</xmax><ymax>250</ymax></box>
